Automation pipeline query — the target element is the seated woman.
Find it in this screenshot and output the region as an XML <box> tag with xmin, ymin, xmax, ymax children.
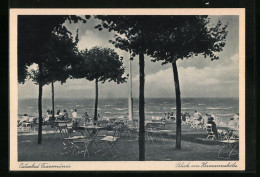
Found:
<box><xmin>63</xmin><ymin>109</ymin><xmax>69</xmax><ymax>120</ymax></box>
<box><xmin>84</xmin><ymin>112</ymin><xmax>90</xmax><ymax>122</ymax></box>
<box><xmin>170</xmin><ymin>112</ymin><xmax>175</xmax><ymax>120</ymax></box>
<box><xmin>207</xmin><ymin>115</ymin><xmax>219</xmax><ymax>140</ymax></box>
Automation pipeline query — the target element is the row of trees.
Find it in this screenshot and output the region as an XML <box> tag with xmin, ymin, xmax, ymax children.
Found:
<box><xmin>18</xmin><ymin>15</ymin><xmax>227</xmax><ymax>161</ymax></box>
<box><xmin>95</xmin><ymin>15</ymin><xmax>228</xmax><ymax>160</ymax></box>
<box><xmin>18</xmin><ymin>16</ymin><xmax>126</xmax><ymax>144</ymax></box>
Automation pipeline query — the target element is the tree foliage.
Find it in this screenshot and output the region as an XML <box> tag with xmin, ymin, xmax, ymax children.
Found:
<box><xmin>79</xmin><ymin>47</ymin><xmax>126</xmax><ymax>83</ymax></box>
<box><xmin>94</xmin><ymin>15</ymin><xmax>228</xmax><ymax>63</ymax></box>
<box><xmin>94</xmin><ymin>15</ymin><xmax>228</xmax><ymax>153</ymax></box>
<box><xmin>94</xmin><ymin>15</ymin><xmax>151</xmax><ymax>161</ymax></box>
<box><xmin>18</xmin><ymin>15</ymin><xmax>87</xmax><ymax>84</ymax></box>
<box><xmin>72</xmin><ymin>46</ymin><xmax>126</xmax><ymax>121</ymax></box>
<box><xmin>18</xmin><ymin>15</ymin><xmax>88</xmax><ymax>144</ymax></box>
<box><xmin>145</xmin><ymin>16</ymin><xmax>228</xmax><ymax>63</ymax></box>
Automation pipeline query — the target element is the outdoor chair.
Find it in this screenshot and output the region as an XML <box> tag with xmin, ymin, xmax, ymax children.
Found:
<box><xmin>217</xmin><ymin>129</ymin><xmax>229</xmax><ymax>141</ymax></box>
<box><xmin>229</xmin><ymin>129</ymin><xmax>239</xmax><ymax>140</ymax></box>
<box><xmin>55</xmin><ymin>122</ymin><xmax>69</xmax><ymax>136</ymax></box>
<box><xmin>190</xmin><ymin>121</ymin><xmax>197</xmax><ymax>129</ymax></box>
<box><xmin>218</xmin><ymin>138</ymin><xmax>239</xmax><ymax>159</ymax></box>
<box><xmin>62</xmin><ymin>135</ymin><xmax>85</xmax><ymax>155</ymax></box>
<box><xmin>194</xmin><ymin>120</ymin><xmax>203</xmax><ymax>129</ymax></box>
<box><xmin>218</xmin><ymin>128</ymin><xmax>239</xmax><ymax>159</ymax></box>
<box><xmin>100</xmin><ymin>124</ymin><xmax>121</xmax><ymax>157</ymax></box>
<box><xmin>145</xmin><ymin>122</ymin><xmax>169</xmax><ymax>143</ymax></box>
<box><xmin>73</xmin><ymin>138</ymin><xmax>93</xmax><ymax>159</ymax></box>
<box><xmin>206</xmin><ymin>124</ymin><xmax>216</xmax><ymax>140</ymax></box>
<box><xmin>117</xmin><ymin>124</ymin><xmax>134</xmax><ymax>138</ymax></box>
<box><xmin>109</xmin><ymin>118</ymin><xmax>117</xmax><ymax>125</ymax></box>
<box><xmin>94</xmin><ymin>120</ymin><xmax>111</xmax><ymax>137</ymax></box>
<box><xmin>181</xmin><ymin>120</ymin><xmax>187</xmax><ymax>125</ymax></box>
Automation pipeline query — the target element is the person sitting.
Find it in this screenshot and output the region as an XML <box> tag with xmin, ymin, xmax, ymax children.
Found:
<box><xmin>170</xmin><ymin>112</ymin><xmax>175</xmax><ymax>120</ymax></box>
<box><xmin>193</xmin><ymin>110</ymin><xmax>202</xmax><ymax>120</ymax></box>
<box><xmin>21</xmin><ymin>114</ymin><xmax>29</xmax><ymax>122</ymax></box>
<box><xmin>124</xmin><ymin>113</ymin><xmax>129</xmax><ymax>123</ymax></box>
<box><xmin>228</xmin><ymin>117</ymin><xmax>238</xmax><ymax>130</ymax></box>
<box><xmin>47</xmin><ymin>109</ymin><xmax>51</xmax><ymax>115</ymax></box>
<box><xmin>57</xmin><ymin>110</ymin><xmax>60</xmax><ymax>116</ymax></box>
<box><xmin>63</xmin><ymin>109</ymin><xmax>69</xmax><ymax>120</ymax></box>
<box><xmin>72</xmin><ymin>109</ymin><xmax>77</xmax><ymax>119</ymax></box>
<box><xmin>207</xmin><ymin>115</ymin><xmax>219</xmax><ymax>139</ymax></box>
<box><xmin>167</xmin><ymin>112</ymin><xmax>170</xmax><ymax>119</ymax></box>
<box><xmin>71</xmin><ymin>109</ymin><xmax>78</xmax><ymax>127</ymax></box>
<box><xmin>84</xmin><ymin>112</ymin><xmax>90</xmax><ymax>122</ymax></box>
<box><xmin>234</xmin><ymin>113</ymin><xmax>239</xmax><ymax>129</ymax></box>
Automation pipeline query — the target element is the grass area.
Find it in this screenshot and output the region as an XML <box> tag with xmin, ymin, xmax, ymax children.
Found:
<box><xmin>18</xmin><ymin>124</ymin><xmax>239</xmax><ymax>161</ymax></box>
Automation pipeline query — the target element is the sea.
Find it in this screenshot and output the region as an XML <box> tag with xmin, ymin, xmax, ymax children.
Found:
<box><xmin>18</xmin><ymin>97</ymin><xmax>239</xmax><ymax>126</ymax></box>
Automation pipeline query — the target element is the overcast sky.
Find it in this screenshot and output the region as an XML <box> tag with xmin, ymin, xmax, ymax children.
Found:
<box><xmin>18</xmin><ymin>15</ymin><xmax>239</xmax><ymax>99</ymax></box>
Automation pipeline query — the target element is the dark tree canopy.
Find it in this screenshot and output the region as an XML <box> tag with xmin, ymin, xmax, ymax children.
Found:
<box><xmin>94</xmin><ymin>15</ymin><xmax>227</xmax><ymax>63</ymax></box>
<box><xmin>94</xmin><ymin>15</ymin><xmax>228</xmax><ymax>154</ymax></box>
<box><xmin>28</xmin><ymin>30</ymin><xmax>81</xmax><ymax>86</ymax></box>
<box><xmin>145</xmin><ymin>16</ymin><xmax>228</xmax><ymax>63</ymax></box>
<box><xmin>72</xmin><ymin>46</ymin><xmax>126</xmax><ymax>121</ymax></box>
<box><xmin>94</xmin><ymin>15</ymin><xmax>150</xmax><ymax>58</ymax></box>
<box><xmin>75</xmin><ymin>46</ymin><xmax>126</xmax><ymax>84</ymax></box>
<box><xmin>18</xmin><ymin>15</ymin><xmax>88</xmax><ymax>144</ymax></box>
<box><xmin>18</xmin><ymin>15</ymin><xmax>87</xmax><ymax>84</ymax></box>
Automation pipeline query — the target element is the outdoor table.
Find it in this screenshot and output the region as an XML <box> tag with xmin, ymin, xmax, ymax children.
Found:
<box><xmin>218</xmin><ymin>139</ymin><xmax>239</xmax><ymax>159</ymax></box>
<box><xmin>75</xmin><ymin>125</ymin><xmax>105</xmax><ymax>147</ymax></box>
<box><xmin>217</xmin><ymin>126</ymin><xmax>239</xmax><ymax>159</ymax></box>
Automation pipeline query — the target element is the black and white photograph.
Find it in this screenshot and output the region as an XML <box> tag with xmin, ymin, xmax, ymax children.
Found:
<box><xmin>9</xmin><ymin>8</ymin><xmax>245</xmax><ymax>171</ymax></box>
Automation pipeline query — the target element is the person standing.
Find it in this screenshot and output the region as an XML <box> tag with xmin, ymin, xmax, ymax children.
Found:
<box><xmin>72</xmin><ymin>109</ymin><xmax>77</xmax><ymax>119</ymax></box>
<box><xmin>72</xmin><ymin>109</ymin><xmax>78</xmax><ymax>127</ymax></box>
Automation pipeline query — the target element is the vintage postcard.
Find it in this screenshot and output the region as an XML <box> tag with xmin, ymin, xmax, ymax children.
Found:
<box><xmin>9</xmin><ymin>8</ymin><xmax>245</xmax><ymax>171</ymax></box>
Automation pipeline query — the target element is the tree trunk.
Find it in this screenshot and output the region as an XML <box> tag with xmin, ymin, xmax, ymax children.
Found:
<box><xmin>38</xmin><ymin>62</ymin><xmax>43</xmax><ymax>144</ymax></box>
<box><xmin>139</xmin><ymin>52</ymin><xmax>145</xmax><ymax>161</ymax></box>
<box><xmin>51</xmin><ymin>80</ymin><xmax>55</xmax><ymax>123</ymax></box>
<box><xmin>94</xmin><ymin>78</ymin><xmax>98</xmax><ymax>121</ymax></box>
<box><xmin>172</xmin><ymin>61</ymin><xmax>181</xmax><ymax>149</ymax></box>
